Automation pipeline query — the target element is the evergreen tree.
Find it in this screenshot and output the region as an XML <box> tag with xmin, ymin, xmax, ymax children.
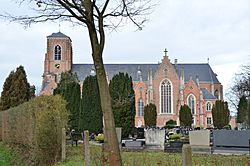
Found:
<box><xmin>212</xmin><ymin>100</ymin><xmax>230</xmax><ymax>129</ymax></box>
<box><xmin>109</xmin><ymin>72</ymin><xmax>135</xmax><ymax>138</ymax></box>
<box><xmin>179</xmin><ymin>104</ymin><xmax>193</xmax><ymax>127</ymax></box>
<box><xmin>80</xmin><ymin>75</ymin><xmax>103</xmax><ymax>134</ymax></box>
<box><xmin>144</xmin><ymin>103</ymin><xmax>157</xmax><ymax>127</ymax></box>
<box><xmin>54</xmin><ymin>72</ymin><xmax>81</xmax><ymax>130</ymax></box>
<box><xmin>0</xmin><ymin>66</ymin><xmax>31</xmax><ymax>111</ymax></box>
<box><xmin>237</xmin><ymin>96</ymin><xmax>248</xmax><ymax>124</ymax></box>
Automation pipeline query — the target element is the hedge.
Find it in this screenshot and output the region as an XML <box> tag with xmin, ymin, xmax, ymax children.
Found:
<box><xmin>0</xmin><ymin>95</ymin><xmax>68</xmax><ymax>166</ymax></box>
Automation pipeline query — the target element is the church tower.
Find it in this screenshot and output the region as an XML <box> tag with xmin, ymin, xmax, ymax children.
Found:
<box><xmin>40</xmin><ymin>32</ymin><xmax>72</xmax><ymax>95</ymax></box>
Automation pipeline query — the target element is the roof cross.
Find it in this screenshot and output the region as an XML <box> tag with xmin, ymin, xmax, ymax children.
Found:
<box><xmin>164</xmin><ymin>48</ymin><xmax>168</xmax><ymax>56</ymax></box>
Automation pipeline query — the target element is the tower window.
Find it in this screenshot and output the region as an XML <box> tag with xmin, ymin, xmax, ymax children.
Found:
<box><xmin>160</xmin><ymin>80</ymin><xmax>172</xmax><ymax>114</ymax></box>
<box><xmin>54</xmin><ymin>45</ymin><xmax>61</xmax><ymax>60</ymax></box>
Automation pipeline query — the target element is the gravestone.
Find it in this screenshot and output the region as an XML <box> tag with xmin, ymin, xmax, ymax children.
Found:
<box><xmin>213</xmin><ymin>130</ymin><xmax>250</xmax><ymax>148</ymax></box>
<box><xmin>145</xmin><ymin>128</ymin><xmax>165</xmax><ymax>150</ymax></box>
<box><xmin>189</xmin><ymin>130</ymin><xmax>211</xmax><ymax>154</ymax></box>
<box><xmin>116</xmin><ymin>127</ymin><xmax>122</xmax><ymax>144</ymax></box>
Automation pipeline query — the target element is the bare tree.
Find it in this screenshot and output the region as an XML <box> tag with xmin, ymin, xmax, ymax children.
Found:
<box><xmin>227</xmin><ymin>62</ymin><xmax>250</xmax><ymax>116</ymax></box>
<box><xmin>1</xmin><ymin>0</ymin><xmax>154</xmax><ymax>165</ymax></box>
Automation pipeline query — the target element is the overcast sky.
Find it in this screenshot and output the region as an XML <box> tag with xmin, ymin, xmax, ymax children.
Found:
<box><xmin>0</xmin><ymin>0</ymin><xmax>249</xmax><ymax>97</ymax></box>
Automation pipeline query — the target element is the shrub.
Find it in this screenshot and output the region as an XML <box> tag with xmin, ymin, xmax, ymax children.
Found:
<box><xmin>95</xmin><ymin>134</ymin><xmax>104</xmax><ymax>143</ymax></box>
<box><xmin>0</xmin><ymin>95</ymin><xmax>68</xmax><ymax>166</ymax></box>
<box><xmin>169</xmin><ymin>134</ymin><xmax>181</xmax><ymax>141</ymax></box>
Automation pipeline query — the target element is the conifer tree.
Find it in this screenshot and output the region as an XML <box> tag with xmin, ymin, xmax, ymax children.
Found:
<box><xmin>0</xmin><ymin>66</ymin><xmax>31</xmax><ymax>111</ymax></box>
<box><xmin>80</xmin><ymin>75</ymin><xmax>103</xmax><ymax>134</ymax></box>
<box><xmin>109</xmin><ymin>72</ymin><xmax>135</xmax><ymax>138</ymax></box>
<box><xmin>54</xmin><ymin>72</ymin><xmax>81</xmax><ymax>130</ymax></box>
<box><xmin>144</xmin><ymin>103</ymin><xmax>157</xmax><ymax>127</ymax></box>
<box><xmin>212</xmin><ymin>100</ymin><xmax>230</xmax><ymax>129</ymax></box>
<box><xmin>237</xmin><ymin>96</ymin><xmax>248</xmax><ymax>124</ymax></box>
<box><xmin>179</xmin><ymin>104</ymin><xmax>193</xmax><ymax>127</ymax></box>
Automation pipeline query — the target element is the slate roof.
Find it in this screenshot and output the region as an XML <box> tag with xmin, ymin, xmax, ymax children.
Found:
<box><xmin>200</xmin><ymin>88</ymin><xmax>217</xmax><ymax>100</ymax></box>
<box><xmin>71</xmin><ymin>63</ymin><xmax>220</xmax><ymax>84</ymax></box>
<box><xmin>71</xmin><ymin>64</ymin><xmax>158</xmax><ymax>82</ymax></box>
<box><xmin>47</xmin><ymin>32</ymin><xmax>70</xmax><ymax>39</ymax></box>
<box><xmin>176</xmin><ymin>64</ymin><xmax>220</xmax><ymax>83</ymax></box>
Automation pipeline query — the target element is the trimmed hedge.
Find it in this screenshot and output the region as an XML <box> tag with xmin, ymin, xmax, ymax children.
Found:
<box><xmin>0</xmin><ymin>95</ymin><xmax>68</xmax><ymax>166</ymax></box>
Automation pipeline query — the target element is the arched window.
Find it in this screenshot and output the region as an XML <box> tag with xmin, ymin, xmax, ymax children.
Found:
<box><xmin>160</xmin><ymin>80</ymin><xmax>172</xmax><ymax>114</ymax></box>
<box><xmin>138</xmin><ymin>98</ymin><xmax>144</xmax><ymax>116</ymax></box>
<box><xmin>54</xmin><ymin>45</ymin><xmax>61</xmax><ymax>60</ymax></box>
<box><xmin>206</xmin><ymin>102</ymin><xmax>212</xmax><ymax>111</ymax></box>
<box><xmin>214</xmin><ymin>90</ymin><xmax>219</xmax><ymax>99</ymax></box>
<box><xmin>188</xmin><ymin>94</ymin><xmax>195</xmax><ymax>114</ymax></box>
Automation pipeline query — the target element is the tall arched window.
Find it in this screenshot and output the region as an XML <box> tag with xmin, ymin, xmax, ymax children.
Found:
<box><xmin>206</xmin><ymin>102</ymin><xmax>212</xmax><ymax>111</ymax></box>
<box><xmin>188</xmin><ymin>95</ymin><xmax>195</xmax><ymax>114</ymax></box>
<box><xmin>160</xmin><ymin>80</ymin><xmax>172</xmax><ymax>114</ymax></box>
<box><xmin>138</xmin><ymin>98</ymin><xmax>144</xmax><ymax>116</ymax></box>
<box><xmin>54</xmin><ymin>45</ymin><xmax>61</xmax><ymax>60</ymax></box>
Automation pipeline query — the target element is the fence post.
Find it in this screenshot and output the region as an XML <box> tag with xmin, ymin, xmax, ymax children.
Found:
<box><xmin>84</xmin><ymin>130</ymin><xmax>90</xmax><ymax>166</ymax></box>
<box><xmin>182</xmin><ymin>144</ymin><xmax>192</xmax><ymax>166</ymax></box>
<box><xmin>61</xmin><ymin>128</ymin><xmax>66</xmax><ymax>162</ymax></box>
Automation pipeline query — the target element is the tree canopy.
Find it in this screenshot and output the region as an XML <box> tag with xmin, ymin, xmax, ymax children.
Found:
<box><xmin>212</xmin><ymin>100</ymin><xmax>230</xmax><ymax>129</ymax></box>
<box><xmin>144</xmin><ymin>103</ymin><xmax>157</xmax><ymax>127</ymax></box>
<box><xmin>53</xmin><ymin>72</ymin><xmax>81</xmax><ymax>130</ymax></box>
<box><xmin>0</xmin><ymin>66</ymin><xmax>33</xmax><ymax>111</ymax></box>
<box><xmin>80</xmin><ymin>75</ymin><xmax>103</xmax><ymax>134</ymax></box>
<box><xmin>109</xmin><ymin>72</ymin><xmax>135</xmax><ymax>138</ymax></box>
<box><xmin>236</xmin><ymin>95</ymin><xmax>248</xmax><ymax>124</ymax></box>
<box><xmin>179</xmin><ymin>104</ymin><xmax>192</xmax><ymax>127</ymax></box>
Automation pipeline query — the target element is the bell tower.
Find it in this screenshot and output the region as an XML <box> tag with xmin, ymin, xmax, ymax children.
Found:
<box><xmin>41</xmin><ymin>32</ymin><xmax>73</xmax><ymax>95</ymax></box>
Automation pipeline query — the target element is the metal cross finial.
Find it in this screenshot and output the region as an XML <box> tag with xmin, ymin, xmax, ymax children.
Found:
<box><xmin>59</xmin><ymin>24</ymin><xmax>61</xmax><ymax>32</ymax></box>
<box><xmin>164</xmin><ymin>48</ymin><xmax>168</xmax><ymax>56</ymax></box>
<box><xmin>207</xmin><ymin>57</ymin><xmax>209</xmax><ymax>64</ymax></box>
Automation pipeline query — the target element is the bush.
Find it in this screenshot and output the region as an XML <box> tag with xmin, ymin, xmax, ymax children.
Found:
<box><xmin>169</xmin><ymin>134</ymin><xmax>181</xmax><ymax>141</ymax></box>
<box><xmin>223</xmin><ymin>124</ymin><xmax>231</xmax><ymax>130</ymax></box>
<box><xmin>95</xmin><ymin>134</ymin><xmax>104</xmax><ymax>143</ymax></box>
<box><xmin>0</xmin><ymin>95</ymin><xmax>68</xmax><ymax>166</ymax></box>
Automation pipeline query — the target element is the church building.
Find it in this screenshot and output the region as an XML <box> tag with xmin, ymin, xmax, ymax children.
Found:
<box><xmin>41</xmin><ymin>32</ymin><xmax>223</xmax><ymax>128</ymax></box>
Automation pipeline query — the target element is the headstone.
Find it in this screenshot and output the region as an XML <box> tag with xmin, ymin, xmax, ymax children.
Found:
<box><xmin>145</xmin><ymin>128</ymin><xmax>165</xmax><ymax>150</ymax></box>
<box><xmin>213</xmin><ymin>130</ymin><xmax>250</xmax><ymax>148</ymax></box>
<box><xmin>189</xmin><ymin>130</ymin><xmax>211</xmax><ymax>154</ymax></box>
<box><xmin>189</xmin><ymin>130</ymin><xmax>210</xmax><ymax>146</ymax></box>
<box><xmin>116</xmin><ymin>127</ymin><xmax>122</xmax><ymax>143</ymax></box>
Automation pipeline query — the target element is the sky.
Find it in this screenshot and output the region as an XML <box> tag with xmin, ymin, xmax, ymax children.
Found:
<box><xmin>0</xmin><ymin>0</ymin><xmax>249</xmax><ymax>98</ymax></box>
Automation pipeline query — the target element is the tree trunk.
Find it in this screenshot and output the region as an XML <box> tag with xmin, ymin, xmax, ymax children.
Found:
<box><xmin>86</xmin><ymin>25</ymin><xmax>121</xmax><ymax>165</ymax></box>
<box><xmin>94</xmin><ymin>56</ymin><xmax>121</xmax><ymax>165</ymax></box>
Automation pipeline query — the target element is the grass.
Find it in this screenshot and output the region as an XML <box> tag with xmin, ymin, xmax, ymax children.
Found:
<box><xmin>1</xmin><ymin>142</ymin><xmax>249</xmax><ymax>166</ymax></box>
<box><xmin>55</xmin><ymin>143</ymin><xmax>250</xmax><ymax>166</ymax></box>
<box><xmin>0</xmin><ymin>142</ymin><xmax>25</xmax><ymax>166</ymax></box>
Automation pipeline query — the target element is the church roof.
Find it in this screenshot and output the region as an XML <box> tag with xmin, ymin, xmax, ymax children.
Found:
<box><xmin>176</xmin><ymin>63</ymin><xmax>220</xmax><ymax>83</ymax></box>
<box><xmin>201</xmin><ymin>88</ymin><xmax>217</xmax><ymax>100</ymax></box>
<box><xmin>47</xmin><ymin>32</ymin><xmax>70</xmax><ymax>39</ymax></box>
<box><xmin>71</xmin><ymin>63</ymin><xmax>220</xmax><ymax>84</ymax></box>
<box><xmin>71</xmin><ymin>64</ymin><xmax>158</xmax><ymax>82</ymax></box>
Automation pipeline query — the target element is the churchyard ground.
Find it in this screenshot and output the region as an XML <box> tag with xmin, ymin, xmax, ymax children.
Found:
<box><xmin>55</xmin><ymin>144</ymin><xmax>250</xmax><ymax>166</ymax></box>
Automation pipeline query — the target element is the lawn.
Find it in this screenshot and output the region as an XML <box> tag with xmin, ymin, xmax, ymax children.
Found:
<box><xmin>55</xmin><ymin>143</ymin><xmax>250</xmax><ymax>166</ymax></box>
<box><xmin>0</xmin><ymin>142</ymin><xmax>25</xmax><ymax>166</ymax></box>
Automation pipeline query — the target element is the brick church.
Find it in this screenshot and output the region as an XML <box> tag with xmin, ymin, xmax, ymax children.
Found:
<box><xmin>41</xmin><ymin>31</ymin><xmax>223</xmax><ymax>128</ymax></box>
